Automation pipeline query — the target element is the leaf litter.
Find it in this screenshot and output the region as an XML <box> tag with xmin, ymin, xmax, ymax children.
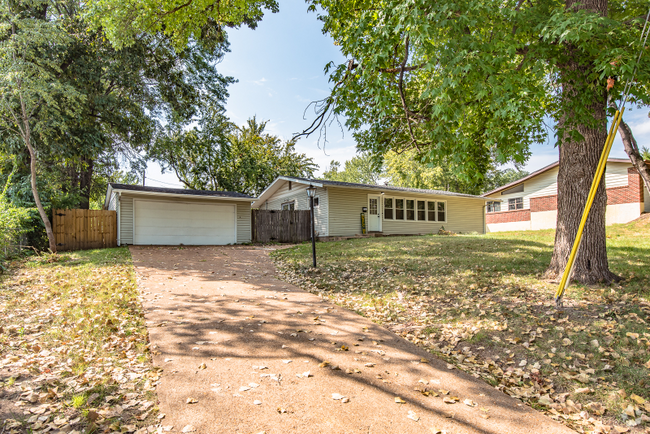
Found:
<box><xmin>272</xmin><ymin>231</ymin><xmax>650</xmax><ymax>434</ymax></box>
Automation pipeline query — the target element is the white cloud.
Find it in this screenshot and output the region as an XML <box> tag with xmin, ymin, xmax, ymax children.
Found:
<box><xmin>252</xmin><ymin>77</ymin><xmax>268</xmax><ymax>86</ymax></box>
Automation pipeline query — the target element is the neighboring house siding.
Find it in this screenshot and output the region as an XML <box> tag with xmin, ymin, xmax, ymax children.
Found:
<box><xmin>264</xmin><ymin>184</ymin><xmax>329</xmax><ymax>237</ymax></box>
<box><xmin>120</xmin><ymin>196</ymin><xmax>134</xmax><ymax>244</ymax></box>
<box><xmin>486</xmin><ymin>161</ymin><xmax>646</xmax><ymax>232</ymax></box>
<box><xmin>327</xmin><ymin>187</ymin><xmax>485</xmax><ymax>236</ymax></box>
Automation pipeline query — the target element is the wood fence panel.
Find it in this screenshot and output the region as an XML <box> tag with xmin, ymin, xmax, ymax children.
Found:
<box><xmin>53</xmin><ymin>209</ymin><xmax>117</xmax><ymax>251</ymax></box>
<box><xmin>252</xmin><ymin>210</ymin><xmax>312</xmax><ymax>243</ymax></box>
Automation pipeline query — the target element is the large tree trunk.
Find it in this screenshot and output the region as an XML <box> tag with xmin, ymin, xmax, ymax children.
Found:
<box><xmin>544</xmin><ymin>0</ymin><xmax>618</xmax><ymax>284</ymax></box>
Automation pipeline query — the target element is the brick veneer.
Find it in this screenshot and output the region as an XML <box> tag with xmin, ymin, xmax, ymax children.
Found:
<box><xmin>606</xmin><ymin>167</ymin><xmax>644</xmax><ymax>205</ymax></box>
<box><xmin>530</xmin><ymin>195</ymin><xmax>557</xmax><ymax>212</ymax></box>
<box><xmin>485</xmin><ymin>209</ymin><xmax>531</xmax><ymax>224</ymax></box>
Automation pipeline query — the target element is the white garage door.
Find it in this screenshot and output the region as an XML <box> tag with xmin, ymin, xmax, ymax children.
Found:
<box><xmin>134</xmin><ymin>200</ymin><xmax>236</xmax><ymax>245</ymax></box>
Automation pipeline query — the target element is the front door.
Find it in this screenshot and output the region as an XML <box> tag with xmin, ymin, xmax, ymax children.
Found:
<box><xmin>368</xmin><ymin>195</ymin><xmax>381</xmax><ymax>232</ymax></box>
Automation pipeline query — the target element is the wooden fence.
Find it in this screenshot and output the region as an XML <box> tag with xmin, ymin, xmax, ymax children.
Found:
<box><xmin>252</xmin><ymin>209</ymin><xmax>312</xmax><ymax>243</ymax></box>
<box><xmin>53</xmin><ymin>209</ymin><xmax>117</xmax><ymax>251</ymax></box>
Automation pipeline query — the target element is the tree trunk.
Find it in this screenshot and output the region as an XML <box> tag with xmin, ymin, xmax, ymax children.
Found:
<box><xmin>613</xmin><ymin>106</ymin><xmax>650</xmax><ymax>194</ymax></box>
<box><xmin>24</xmin><ymin>123</ymin><xmax>57</xmax><ymax>253</ymax></box>
<box><xmin>545</xmin><ymin>0</ymin><xmax>618</xmax><ymax>284</ymax></box>
<box><xmin>78</xmin><ymin>156</ymin><xmax>93</xmax><ymax>209</ymax></box>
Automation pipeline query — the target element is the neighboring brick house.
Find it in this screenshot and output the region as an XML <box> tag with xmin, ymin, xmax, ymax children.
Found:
<box><xmin>482</xmin><ymin>159</ymin><xmax>650</xmax><ymax>232</ymax></box>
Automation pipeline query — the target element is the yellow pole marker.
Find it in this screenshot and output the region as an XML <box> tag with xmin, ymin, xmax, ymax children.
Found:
<box><xmin>554</xmin><ymin>108</ymin><xmax>625</xmax><ymax>307</ymax></box>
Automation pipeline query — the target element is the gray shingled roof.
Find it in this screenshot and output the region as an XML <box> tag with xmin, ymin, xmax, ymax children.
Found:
<box><xmin>284</xmin><ymin>176</ymin><xmax>487</xmax><ymax>200</ymax></box>
<box><xmin>109</xmin><ymin>183</ymin><xmax>253</xmax><ymax>199</ymax></box>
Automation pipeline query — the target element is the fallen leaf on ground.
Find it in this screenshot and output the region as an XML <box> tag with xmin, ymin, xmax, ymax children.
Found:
<box><xmin>182</xmin><ymin>426</ymin><xmax>197</xmax><ymax>433</ymax></box>
<box><xmin>463</xmin><ymin>399</ymin><xmax>477</xmax><ymax>407</ymax></box>
<box><xmin>332</xmin><ymin>393</ymin><xmax>345</xmax><ymax>400</ymax></box>
<box><xmin>443</xmin><ymin>397</ymin><xmax>459</xmax><ymax>404</ymax></box>
<box><xmin>198</xmin><ymin>363</ymin><xmax>207</xmax><ymax>370</ymax></box>
<box><xmin>408</xmin><ymin>410</ymin><xmax>419</xmax><ymax>421</ymax></box>
<box><xmin>395</xmin><ymin>397</ymin><xmax>406</xmax><ymax>404</ymax></box>
<box><xmin>186</xmin><ymin>398</ymin><xmax>198</xmax><ymax>404</ymax></box>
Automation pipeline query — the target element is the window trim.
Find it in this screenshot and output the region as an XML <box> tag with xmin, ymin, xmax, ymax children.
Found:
<box><xmin>384</xmin><ymin>197</ymin><xmax>394</xmax><ymax>220</ymax></box>
<box><xmin>313</xmin><ymin>196</ymin><xmax>319</xmax><ymax>207</ymax></box>
<box><xmin>487</xmin><ymin>201</ymin><xmax>501</xmax><ymax>213</ymax></box>
<box><xmin>281</xmin><ymin>201</ymin><xmax>295</xmax><ymax>211</ymax></box>
<box><xmin>381</xmin><ymin>196</ymin><xmax>447</xmax><ymax>223</ymax></box>
<box><xmin>508</xmin><ymin>197</ymin><xmax>524</xmax><ymax>211</ymax></box>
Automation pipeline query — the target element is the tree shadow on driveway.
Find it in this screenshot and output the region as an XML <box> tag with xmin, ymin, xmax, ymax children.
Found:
<box><xmin>130</xmin><ymin>245</ymin><xmax>575</xmax><ymax>434</ymax></box>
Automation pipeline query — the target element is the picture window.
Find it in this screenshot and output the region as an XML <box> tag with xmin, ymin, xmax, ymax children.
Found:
<box><xmin>281</xmin><ymin>201</ymin><xmax>295</xmax><ymax>211</ymax></box>
<box><xmin>406</xmin><ymin>200</ymin><xmax>415</xmax><ymax>221</ymax></box>
<box><xmin>395</xmin><ymin>199</ymin><xmax>404</xmax><ymax>220</ymax></box>
<box><xmin>384</xmin><ymin>198</ymin><xmax>393</xmax><ymax>219</ymax></box>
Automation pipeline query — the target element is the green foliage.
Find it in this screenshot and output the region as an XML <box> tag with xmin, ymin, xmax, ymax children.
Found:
<box><xmin>149</xmin><ymin>115</ymin><xmax>317</xmax><ymax>196</ymax></box>
<box><xmin>0</xmin><ymin>161</ymin><xmax>33</xmax><ymax>264</ymax></box>
<box><xmin>306</xmin><ymin>0</ymin><xmax>650</xmax><ymax>181</ymax></box>
<box><xmin>322</xmin><ymin>152</ymin><xmax>381</xmax><ymax>184</ymax></box>
<box><xmin>641</xmin><ymin>146</ymin><xmax>650</xmax><ymax>161</ymax></box>
<box><xmin>87</xmin><ymin>0</ymin><xmax>279</xmax><ymax>50</ymax></box>
<box><xmin>383</xmin><ymin>150</ymin><xmax>528</xmax><ymax>195</ymax></box>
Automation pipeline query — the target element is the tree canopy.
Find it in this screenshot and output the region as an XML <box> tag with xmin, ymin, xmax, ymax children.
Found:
<box><xmin>148</xmin><ymin>116</ymin><xmax>317</xmax><ymax>196</ymax></box>
<box><xmin>322</xmin><ymin>152</ymin><xmax>381</xmax><ymax>185</ymax></box>
<box><xmin>304</xmin><ymin>0</ymin><xmax>650</xmax><ymax>283</ymax></box>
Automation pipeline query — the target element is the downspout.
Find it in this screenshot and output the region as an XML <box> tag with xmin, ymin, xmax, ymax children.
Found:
<box><xmin>117</xmin><ymin>192</ymin><xmax>122</xmax><ymax>246</ymax></box>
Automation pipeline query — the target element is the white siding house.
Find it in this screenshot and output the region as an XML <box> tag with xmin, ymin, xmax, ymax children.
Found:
<box><xmin>483</xmin><ymin>159</ymin><xmax>648</xmax><ymax>232</ymax></box>
<box><xmin>253</xmin><ymin>177</ymin><xmax>488</xmax><ymax>238</ymax></box>
<box><xmin>105</xmin><ymin>184</ymin><xmax>253</xmax><ymax>245</ymax></box>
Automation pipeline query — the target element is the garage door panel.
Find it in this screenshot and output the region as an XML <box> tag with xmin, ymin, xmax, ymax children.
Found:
<box><xmin>134</xmin><ymin>200</ymin><xmax>235</xmax><ymax>245</ymax></box>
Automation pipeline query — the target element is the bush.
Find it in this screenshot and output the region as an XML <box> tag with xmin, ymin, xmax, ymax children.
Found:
<box><xmin>0</xmin><ymin>166</ymin><xmax>34</xmax><ymax>269</ymax></box>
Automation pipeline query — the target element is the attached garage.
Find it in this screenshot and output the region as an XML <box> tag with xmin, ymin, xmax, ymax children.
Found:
<box><xmin>105</xmin><ymin>184</ymin><xmax>253</xmax><ymax>246</ymax></box>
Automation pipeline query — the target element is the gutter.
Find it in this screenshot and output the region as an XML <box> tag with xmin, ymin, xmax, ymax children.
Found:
<box><xmin>109</xmin><ymin>188</ymin><xmax>256</xmax><ymax>202</ymax></box>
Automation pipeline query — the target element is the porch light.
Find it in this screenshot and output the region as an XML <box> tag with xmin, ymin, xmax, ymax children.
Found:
<box><xmin>306</xmin><ymin>185</ymin><xmax>317</xmax><ymax>267</ymax></box>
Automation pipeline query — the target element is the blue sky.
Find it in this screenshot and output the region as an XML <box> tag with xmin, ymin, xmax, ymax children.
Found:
<box><xmin>145</xmin><ymin>0</ymin><xmax>650</xmax><ymax>188</ymax></box>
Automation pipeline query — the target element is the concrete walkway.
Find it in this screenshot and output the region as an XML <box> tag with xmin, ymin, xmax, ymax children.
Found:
<box><xmin>131</xmin><ymin>245</ymin><xmax>575</xmax><ymax>434</ymax></box>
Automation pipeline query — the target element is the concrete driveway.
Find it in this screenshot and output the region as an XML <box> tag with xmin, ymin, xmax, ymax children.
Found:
<box><xmin>130</xmin><ymin>245</ymin><xmax>575</xmax><ymax>434</ymax></box>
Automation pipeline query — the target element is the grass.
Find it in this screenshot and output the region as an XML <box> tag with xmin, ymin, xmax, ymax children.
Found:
<box><xmin>0</xmin><ymin>248</ymin><xmax>159</xmax><ymax>434</ymax></box>
<box><xmin>272</xmin><ymin>217</ymin><xmax>650</xmax><ymax>433</ymax></box>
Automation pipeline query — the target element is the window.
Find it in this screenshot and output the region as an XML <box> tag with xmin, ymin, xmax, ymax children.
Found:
<box><xmin>314</xmin><ymin>197</ymin><xmax>319</xmax><ymax>207</ymax></box>
<box><xmin>417</xmin><ymin>200</ymin><xmax>426</xmax><ymax>221</ymax></box>
<box><xmin>427</xmin><ymin>201</ymin><xmax>436</xmax><ymax>221</ymax></box>
<box><xmin>406</xmin><ymin>200</ymin><xmax>415</xmax><ymax>221</ymax></box>
<box><xmin>395</xmin><ymin>199</ymin><xmax>405</xmax><ymax>219</ymax></box>
<box><xmin>487</xmin><ymin>201</ymin><xmax>501</xmax><ymax>213</ymax></box>
<box><xmin>281</xmin><ymin>201</ymin><xmax>295</xmax><ymax>210</ymax></box>
<box><xmin>508</xmin><ymin>197</ymin><xmax>523</xmax><ymax>210</ymax></box>
<box><xmin>437</xmin><ymin>202</ymin><xmax>446</xmax><ymax>221</ymax></box>
<box><xmin>384</xmin><ymin>198</ymin><xmax>393</xmax><ymax>219</ymax></box>
<box><xmin>501</xmin><ymin>184</ymin><xmax>523</xmax><ymax>195</ymax></box>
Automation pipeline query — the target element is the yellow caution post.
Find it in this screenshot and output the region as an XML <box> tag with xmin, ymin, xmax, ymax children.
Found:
<box><xmin>554</xmin><ymin>108</ymin><xmax>625</xmax><ymax>307</ymax></box>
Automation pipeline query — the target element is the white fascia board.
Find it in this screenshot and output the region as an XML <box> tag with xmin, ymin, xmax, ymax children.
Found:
<box><xmin>111</xmin><ymin>188</ymin><xmax>255</xmax><ymax>203</ymax></box>
<box><xmin>104</xmin><ymin>184</ymin><xmax>114</xmax><ymax>210</ymax></box>
<box><xmin>252</xmin><ymin>177</ymin><xmax>323</xmax><ymax>208</ymax></box>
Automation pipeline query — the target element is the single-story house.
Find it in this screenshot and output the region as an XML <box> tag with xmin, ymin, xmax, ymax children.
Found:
<box><xmin>252</xmin><ymin>176</ymin><xmax>489</xmax><ymax>237</ymax></box>
<box><xmin>482</xmin><ymin>158</ymin><xmax>650</xmax><ymax>232</ymax></box>
<box><xmin>104</xmin><ymin>183</ymin><xmax>253</xmax><ymax>245</ymax></box>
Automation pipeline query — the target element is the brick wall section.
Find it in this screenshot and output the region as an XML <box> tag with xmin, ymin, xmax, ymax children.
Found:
<box><xmin>606</xmin><ymin>167</ymin><xmax>643</xmax><ymax>205</ymax></box>
<box><xmin>486</xmin><ymin>209</ymin><xmax>531</xmax><ymax>224</ymax></box>
<box><xmin>530</xmin><ymin>195</ymin><xmax>557</xmax><ymax>212</ymax></box>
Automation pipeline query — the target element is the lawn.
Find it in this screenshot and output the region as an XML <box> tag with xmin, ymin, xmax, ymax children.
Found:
<box><xmin>0</xmin><ymin>248</ymin><xmax>160</xmax><ymax>434</ymax></box>
<box><xmin>272</xmin><ymin>217</ymin><xmax>650</xmax><ymax>434</ymax></box>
